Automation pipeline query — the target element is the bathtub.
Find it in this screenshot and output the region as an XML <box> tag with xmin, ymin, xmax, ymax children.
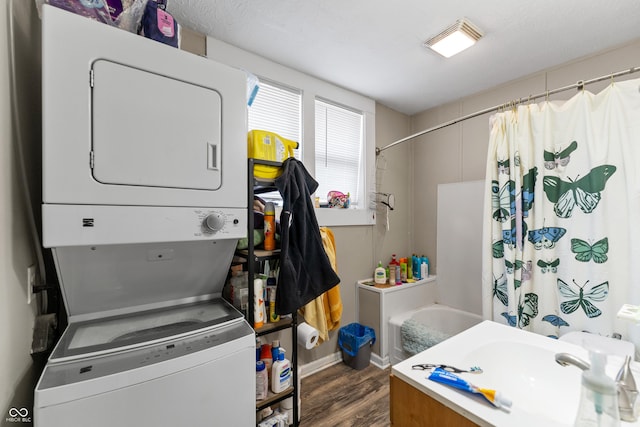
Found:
<box><xmin>388</xmin><ymin>304</ymin><xmax>482</xmax><ymax>365</ymax></box>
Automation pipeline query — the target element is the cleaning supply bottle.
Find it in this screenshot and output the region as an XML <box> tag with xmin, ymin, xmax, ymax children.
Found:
<box><xmin>574</xmin><ymin>349</ymin><xmax>620</xmax><ymax>426</ymax></box>
<box><xmin>256</xmin><ymin>360</ymin><xmax>268</xmax><ymax>400</ymax></box>
<box><xmin>374</xmin><ymin>261</ymin><xmax>386</xmax><ymax>284</ymax></box>
<box><xmin>388</xmin><ymin>254</ymin><xmax>399</xmax><ymax>285</ymax></box>
<box><xmin>400</xmin><ymin>258</ymin><xmax>408</xmax><ymax>282</ymax></box>
<box><xmin>421</xmin><ymin>255</ymin><xmax>430</xmax><ymax>278</ymax></box>
<box><xmin>412</xmin><ymin>254</ymin><xmax>421</xmax><ymax>280</ymax></box>
<box><xmin>271</xmin><ymin>340</ymin><xmax>280</xmax><ymax>362</ymax></box>
<box><xmin>254</xmin><ymin>277</ymin><xmax>265</xmax><ymax>328</ymax></box>
<box><xmin>260</xmin><ymin>343</ymin><xmax>273</xmax><ymax>377</ymax></box>
<box><xmin>263</xmin><ymin>202</ymin><xmax>276</xmax><ymax>251</ymax></box>
<box><xmin>271</xmin><ymin>349</ymin><xmax>292</xmax><ymax>393</ymax></box>
<box><xmin>267</xmin><ymin>272</ymin><xmax>279</xmax><ymax>323</ymax></box>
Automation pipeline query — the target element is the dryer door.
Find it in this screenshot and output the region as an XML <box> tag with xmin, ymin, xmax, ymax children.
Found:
<box><xmin>92</xmin><ymin>60</ymin><xmax>222</xmax><ymax>191</ymax></box>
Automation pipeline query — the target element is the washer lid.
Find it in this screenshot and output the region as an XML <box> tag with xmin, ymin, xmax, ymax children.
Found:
<box><xmin>50</xmin><ymin>299</ymin><xmax>243</xmax><ymax>361</ymax></box>
<box><xmin>53</xmin><ymin>239</ymin><xmax>237</xmax><ymax>319</ymax></box>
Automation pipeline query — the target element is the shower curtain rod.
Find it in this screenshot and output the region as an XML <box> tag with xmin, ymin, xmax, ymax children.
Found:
<box><xmin>376</xmin><ymin>66</ymin><xmax>640</xmax><ymax>155</ymax></box>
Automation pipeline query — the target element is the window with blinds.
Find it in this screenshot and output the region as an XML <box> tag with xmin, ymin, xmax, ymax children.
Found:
<box><xmin>248</xmin><ymin>79</ymin><xmax>302</xmax><ymax>157</ymax></box>
<box><xmin>247</xmin><ymin>80</ymin><xmax>302</xmax><ymax>203</ymax></box>
<box><xmin>314</xmin><ymin>99</ymin><xmax>364</xmax><ymax>205</ymax></box>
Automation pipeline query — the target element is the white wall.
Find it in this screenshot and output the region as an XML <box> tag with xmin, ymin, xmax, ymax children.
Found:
<box><xmin>1</xmin><ymin>0</ymin><xmax>42</xmax><ymax>419</ymax></box>
<box><xmin>410</xmin><ymin>39</ymin><xmax>640</xmax><ymax>278</ymax></box>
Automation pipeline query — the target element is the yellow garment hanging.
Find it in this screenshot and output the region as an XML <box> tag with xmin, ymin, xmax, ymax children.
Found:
<box><xmin>299</xmin><ymin>227</ymin><xmax>342</xmax><ymax>345</ymax></box>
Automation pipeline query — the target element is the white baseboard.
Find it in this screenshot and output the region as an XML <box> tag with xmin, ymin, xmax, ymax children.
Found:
<box><xmin>370</xmin><ymin>352</ymin><xmax>390</xmax><ymax>369</ymax></box>
<box><xmin>299</xmin><ymin>350</ymin><xmax>391</xmax><ymax>379</ymax></box>
<box><xmin>299</xmin><ymin>352</ymin><xmax>343</xmax><ymax>378</ymax></box>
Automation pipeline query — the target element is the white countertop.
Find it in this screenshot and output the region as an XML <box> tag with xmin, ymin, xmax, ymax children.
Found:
<box><xmin>391</xmin><ymin>320</ymin><xmax>640</xmax><ymax>427</ymax></box>
<box><xmin>357</xmin><ymin>275</ymin><xmax>436</xmax><ymax>294</ymax></box>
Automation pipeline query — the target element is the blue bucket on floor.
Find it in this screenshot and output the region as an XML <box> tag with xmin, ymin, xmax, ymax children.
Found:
<box><xmin>338</xmin><ymin>323</ymin><xmax>376</xmax><ymax>370</ymax></box>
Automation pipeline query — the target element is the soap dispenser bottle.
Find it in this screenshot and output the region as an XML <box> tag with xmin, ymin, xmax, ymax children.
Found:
<box><xmin>374</xmin><ymin>261</ymin><xmax>386</xmax><ymax>284</ymax></box>
<box><xmin>574</xmin><ymin>349</ymin><xmax>620</xmax><ymax>427</ymax></box>
<box><xmin>271</xmin><ymin>349</ymin><xmax>291</xmax><ymax>393</ymax></box>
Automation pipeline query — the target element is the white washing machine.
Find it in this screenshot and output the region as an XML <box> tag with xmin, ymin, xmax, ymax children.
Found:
<box><xmin>35</xmin><ymin>6</ymin><xmax>255</xmax><ymax>426</ymax></box>
<box><xmin>35</xmin><ymin>298</ymin><xmax>255</xmax><ymax>427</ymax></box>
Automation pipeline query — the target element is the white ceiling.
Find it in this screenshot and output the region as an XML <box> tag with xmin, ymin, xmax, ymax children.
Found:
<box><xmin>168</xmin><ymin>0</ymin><xmax>640</xmax><ymax>115</ymax></box>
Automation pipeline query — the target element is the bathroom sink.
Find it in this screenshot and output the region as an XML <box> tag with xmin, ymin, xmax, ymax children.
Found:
<box><xmin>462</xmin><ymin>341</ymin><xmax>581</xmax><ymax>425</ymax></box>
<box><xmin>391</xmin><ymin>320</ymin><xmax>640</xmax><ymax>427</ymax></box>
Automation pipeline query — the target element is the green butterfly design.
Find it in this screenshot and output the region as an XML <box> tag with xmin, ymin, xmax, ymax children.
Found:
<box><xmin>544</xmin><ymin>141</ymin><xmax>578</xmax><ymax>170</ymax></box>
<box><xmin>493</xmin><ymin>274</ymin><xmax>508</xmax><ymax>306</ymax></box>
<box><xmin>505</xmin><ymin>259</ymin><xmax>524</xmax><ymax>275</ymax></box>
<box><xmin>557</xmin><ymin>279</ymin><xmax>609</xmax><ymax>318</ymax></box>
<box><xmin>492</xmin><ymin>240</ymin><xmax>504</xmax><ymax>258</ymax></box>
<box><xmin>492</xmin><ymin>180</ymin><xmax>515</xmax><ymax>222</ymax></box>
<box><xmin>571</xmin><ymin>237</ymin><xmax>608</xmax><ymax>263</ymax></box>
<box><xmin>543</xmin><ymin>165</ymin><xmax>616</xmax><ymax>218</ymax></box>
<box><xmin>517</xmin><ymin>292</ymin><xmax>539</xmax><ymax>328</ymax></box>
<box><xmin>519</xmin><ymin>167</ymin><xmax>537</xmax><ymax>218</ymax></box>
<box><xmin>537</xmin><ymin>258</ymin><xmax>559</xmax><ymax>273</ymax></box>
<box><xmin>497</xmin><ymin>158</ymin><xmax>510</xmax><ymax>175</ymax></box>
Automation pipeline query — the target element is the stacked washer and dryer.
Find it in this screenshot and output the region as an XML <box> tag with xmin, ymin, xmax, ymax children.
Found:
<box><xmin>34</xmin><ymin>6</ymin><xmax>255</xmax><ymax>426</ymax></box>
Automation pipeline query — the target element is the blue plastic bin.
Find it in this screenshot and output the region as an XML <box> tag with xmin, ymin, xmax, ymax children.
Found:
<box><xmin>338</xmin><ymin>323</ymin><xmax>376</xmax><ymax>370</ymax></box>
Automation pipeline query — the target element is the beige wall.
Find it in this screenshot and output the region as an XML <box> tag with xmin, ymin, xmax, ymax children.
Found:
<box><xmin>1</xmin><ymin>0</ymin><xmax>41</xmax><ymax>419</ymax></box>
<box><xmin>373</xmin><ymin>104</ymin><xmax>412</xmax><ymax>264</ymax></box>
<box><xmin>409</xmin><ymin>38</ymin><xmax>640</xmax><ymax>278</ymax></box>
<box><xmin>298</xmin><ymin>103</ymin><xmax>411</xmax><ymax>366</ymax></box>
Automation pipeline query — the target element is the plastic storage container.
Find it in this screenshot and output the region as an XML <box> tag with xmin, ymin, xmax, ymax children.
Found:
<box><xmin>248</xmin><ymin>130</ymin><xmax>299</xmax><ymax>180</ymax></box>
<box><xmin>338</xmin><ymin>323</ymin><xmax>376</xmax><ymax>370</ymax></box>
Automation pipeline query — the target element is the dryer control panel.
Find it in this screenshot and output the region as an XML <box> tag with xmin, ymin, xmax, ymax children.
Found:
<box><xmin>43</xmin><ymin>205</ymin><xmax>247</xmax><ymax>247</ymax></box>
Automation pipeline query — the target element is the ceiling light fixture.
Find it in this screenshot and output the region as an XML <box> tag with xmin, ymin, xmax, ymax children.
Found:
<box><xmin>424</xmin><ymin>18</ymin><xmax>483</xmax><ymax>58</ymax></box>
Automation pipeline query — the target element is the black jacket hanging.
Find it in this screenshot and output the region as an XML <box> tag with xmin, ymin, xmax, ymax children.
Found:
<box><xmin>274</xmin><ymin>158</ymin><xmax>340</xmax><ymax>314</ymax></box>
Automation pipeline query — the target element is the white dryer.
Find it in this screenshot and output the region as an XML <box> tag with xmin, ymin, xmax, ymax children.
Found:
<box><xmin>35</xmin><ymin>6</ymin><xmax>255</xmax><ymax>426</ymax></box>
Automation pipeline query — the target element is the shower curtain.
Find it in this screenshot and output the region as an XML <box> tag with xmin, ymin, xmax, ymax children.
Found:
<box><xmin>482</xmin><ymin>78</ymin><xmax>640</xmax><ymax>342</ymax></box>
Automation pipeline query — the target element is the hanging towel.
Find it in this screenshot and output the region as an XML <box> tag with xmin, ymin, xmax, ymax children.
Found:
<box><xmin>300</xmin><ymin>227</ymin><xmax>343</xmax><ymax>344</ymax></box>
<box><xmin>274</xmin><ymin>158</ymin><xmax>340</xmax><ymax>315</ymax></box>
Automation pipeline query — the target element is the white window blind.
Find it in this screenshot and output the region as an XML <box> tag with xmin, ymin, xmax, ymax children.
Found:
<box><xmin>315</xmin><ymin>99</ymin><xmax>363</xmax><ymax>205</ymax></box>
<box><xmin>247</xmin><ymin>80</ymin><xmax>302</xmax><ymax>204</ymax></box>
<box><xmin>248</xmin><ymin>80</ymin><xmax>301</xmax><ymax>155</ymax></box>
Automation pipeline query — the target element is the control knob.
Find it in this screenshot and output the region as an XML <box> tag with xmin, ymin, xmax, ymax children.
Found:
<box><xmin>203</xmin><ymin>212</ymin><xmax>225</xmax><ymax>232</ymax></box>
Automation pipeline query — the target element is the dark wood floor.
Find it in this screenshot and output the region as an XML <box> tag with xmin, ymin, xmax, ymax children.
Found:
<box><xmin>300</xmin><ymin>362</ymin><xmax>391</xmax><ymax>426</ymax></box>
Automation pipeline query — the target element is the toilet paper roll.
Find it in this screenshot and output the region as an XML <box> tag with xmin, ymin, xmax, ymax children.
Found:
<box><xmin>297</xmin><ymin>322</ymin><xmax>319</xmax><ymax>349</ymax></box>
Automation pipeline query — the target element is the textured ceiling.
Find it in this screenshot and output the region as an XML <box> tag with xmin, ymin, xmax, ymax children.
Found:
<box><xmin>168</xmin><ymin>0</ymin><xmax>640</xmax><ymax>115</ymax></box>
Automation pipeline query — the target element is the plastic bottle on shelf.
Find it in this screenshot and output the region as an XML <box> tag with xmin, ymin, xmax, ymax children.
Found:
<box><xmin>281</xmin><ymin>397</ymin><xmax>294</xmax><ymax>426</ymax></box>
<box><xmin>421</xmin><ymin>256</ymin><xmax>430</xmax><ymax>278</ymax></box>
<box><xmin>412</xmin><ymin>254</ymin><xmax>421</xmax><ymax>280</ymax></box>
<box><xmin>271</xmin><ymin>340</ymin><xmax>280</xmax><ymax>362</ymax></box>
<box><xmin>388</xmin><ymin>254</ymin><xmax>399</xmax><ymax>285</ymax></box>
<box><xmin>374</xmin><ymin>261</ymin><xmax>386</xmax><ymax>284</ymax></box>
<box><xmin>260</xmin><ymin>343</ymin><xmax>273</xmax><ymax>376</ymax></box>
<box><xmin>263</xmin><ymin>202</ymin><xmax>276</xmax><ymax>251</ymax></box>
<box><xmin>256</xmin><ymin>360</ymin><xmax>268</xmax><ymax>400</ymax></box>
<box><xmin>267</xmin><ymin>272</ymin><xmax>279</xmax><ymax>323</ymax></box>
<box><xmin>271</xmin><ymin>349</ymin><xmax>292</xmax><ymax>393</ymax></box>
<box><xmin>400</xmin><ymin>258</ymin><xmax>407</xmax><ymax>282</ymax></box>
<box><xmin>254</xmin><ymin>277</ymin><xmax>265</xmax><ymax>328</ymax></box>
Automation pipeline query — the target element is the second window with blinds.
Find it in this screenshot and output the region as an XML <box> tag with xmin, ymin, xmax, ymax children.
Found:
<box><xmin>248</xmin><ymin>80</ymin><xmax>364</xmax><ymax>208</ymax></box>
<box><xmin>314</xmin><ymin>99</ymin><xmax>363</xmax><ymax>207</ymax></box>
